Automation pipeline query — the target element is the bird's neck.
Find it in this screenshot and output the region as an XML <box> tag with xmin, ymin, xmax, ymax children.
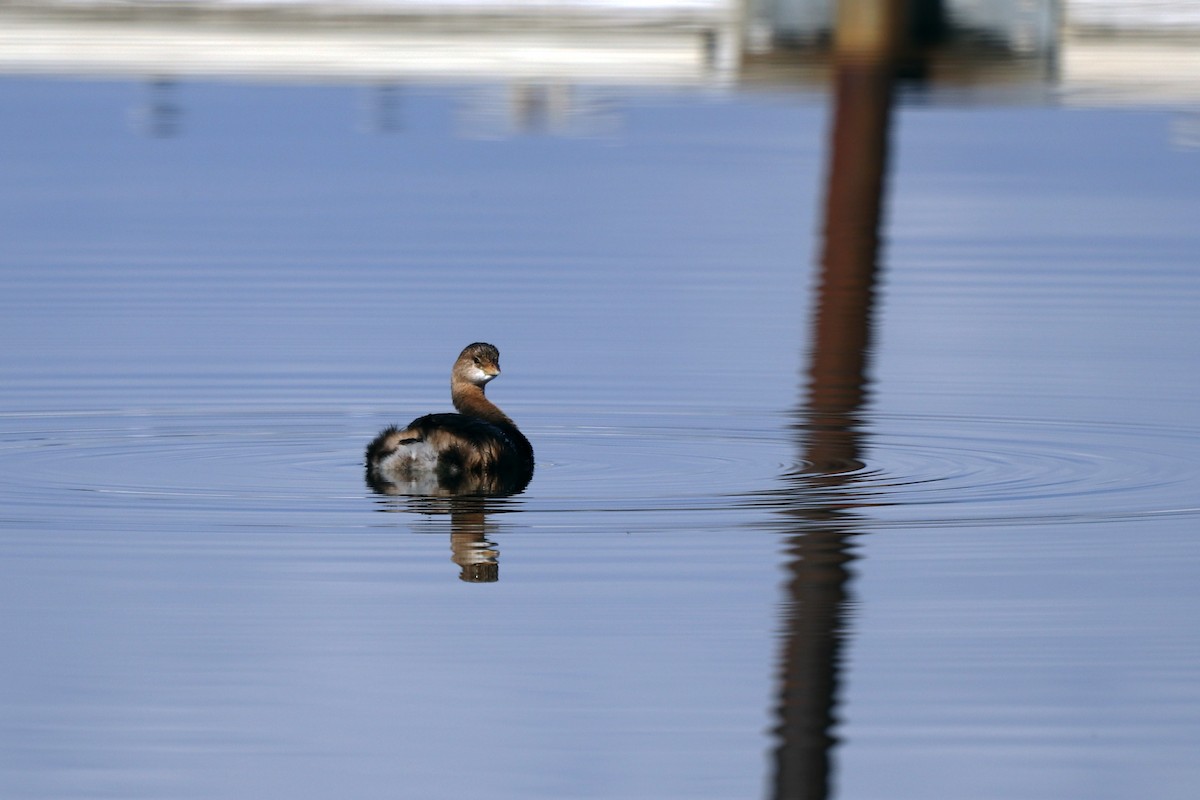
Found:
<box><xmin>451</xmin><ymin>381</ymin><xmax>513</xmax><ymax>427</ymax></box>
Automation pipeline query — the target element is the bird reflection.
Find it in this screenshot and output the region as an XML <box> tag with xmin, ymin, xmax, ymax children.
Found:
<box><xmin>444</xmin><ymin>498</ymin><xmax>501</xmax><ymax>583</ymax></box>
<box><xmin>373</xmin><ymin>494</ymin><xmax>505</xmax><ymax>583</ymax></box>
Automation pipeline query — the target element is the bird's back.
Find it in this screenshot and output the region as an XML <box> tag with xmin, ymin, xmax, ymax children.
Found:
<box><xmin>366</xmin><ymin>412</ymin><xmax>533</xmax><ymax>496</ymax></box>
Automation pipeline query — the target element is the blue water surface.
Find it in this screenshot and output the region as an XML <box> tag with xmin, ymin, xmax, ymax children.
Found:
<box><xmin>1</xmin><ymin>75</ymin><xmax>1199</xmax><ymax>800</ymax></box>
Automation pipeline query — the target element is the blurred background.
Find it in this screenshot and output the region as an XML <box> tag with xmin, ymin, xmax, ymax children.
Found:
<box><xmin>0</xmin><ymin>0</ymin><xmax>1197</xmax><ymax>110</ymax></box>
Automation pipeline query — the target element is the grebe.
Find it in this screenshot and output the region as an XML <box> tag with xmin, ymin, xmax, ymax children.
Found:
<box><xmin>365</xmin><ymin>343</ymin><xmax>534</xmax><ymax>496</ymax></box>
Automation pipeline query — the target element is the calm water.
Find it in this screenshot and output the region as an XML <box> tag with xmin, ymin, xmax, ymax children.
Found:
<box><xmin>2</xmin><ymin>76</ymin><xmax>1200</xmax><ymax>799</ymax></box>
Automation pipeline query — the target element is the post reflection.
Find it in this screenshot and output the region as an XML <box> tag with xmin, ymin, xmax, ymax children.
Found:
<box><xmin>768</xmin><ymin>1</ymin><xmax>903</xmax><ymax>797</ymax></box>
<box><xmin>132</xmin><ymin>77</ymin><xmax>182</xmax><ymax>138</ymax></box>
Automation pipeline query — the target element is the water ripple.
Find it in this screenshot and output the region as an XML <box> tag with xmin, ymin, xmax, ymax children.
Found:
<box><xmin>745</xmin><ymin>413</ymin><xmax>1200</xmax><ymax>527</ymax></box>
<box><xmin>1</xmin><ymin>409</ymin><xmax>1197</xmax><ymax>531</ymax></box>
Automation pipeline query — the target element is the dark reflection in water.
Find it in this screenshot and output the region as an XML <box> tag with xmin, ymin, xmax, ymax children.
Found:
<box><xmin>132</xmin><ymin>77</ymin><xmax>183</xmax><ymax>138</ymax></box>
<box><xmin>375</xmin><ymin>495</ymin><xmax>508</xmax><ymax>583</ymax></box>
<box><xmin>364</xmin><ymin>83</ymin><xmax>404</xmax><ymax>135</ymax></box>
<box><xmin>771</xmin><ymin>516</ymin><xmax>858</xmax><ymax>800</ymax></box>
<box><xmin>770</xmin><ymin>3</ymin><xmax>900</xmax><ymax>796</ymax></box>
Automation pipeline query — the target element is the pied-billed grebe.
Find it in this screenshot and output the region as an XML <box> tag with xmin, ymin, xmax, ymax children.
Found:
<box><xmin>365</xmin><ymin>343</ymin><xmax>534</xmax><ymax>496</ymax></box>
